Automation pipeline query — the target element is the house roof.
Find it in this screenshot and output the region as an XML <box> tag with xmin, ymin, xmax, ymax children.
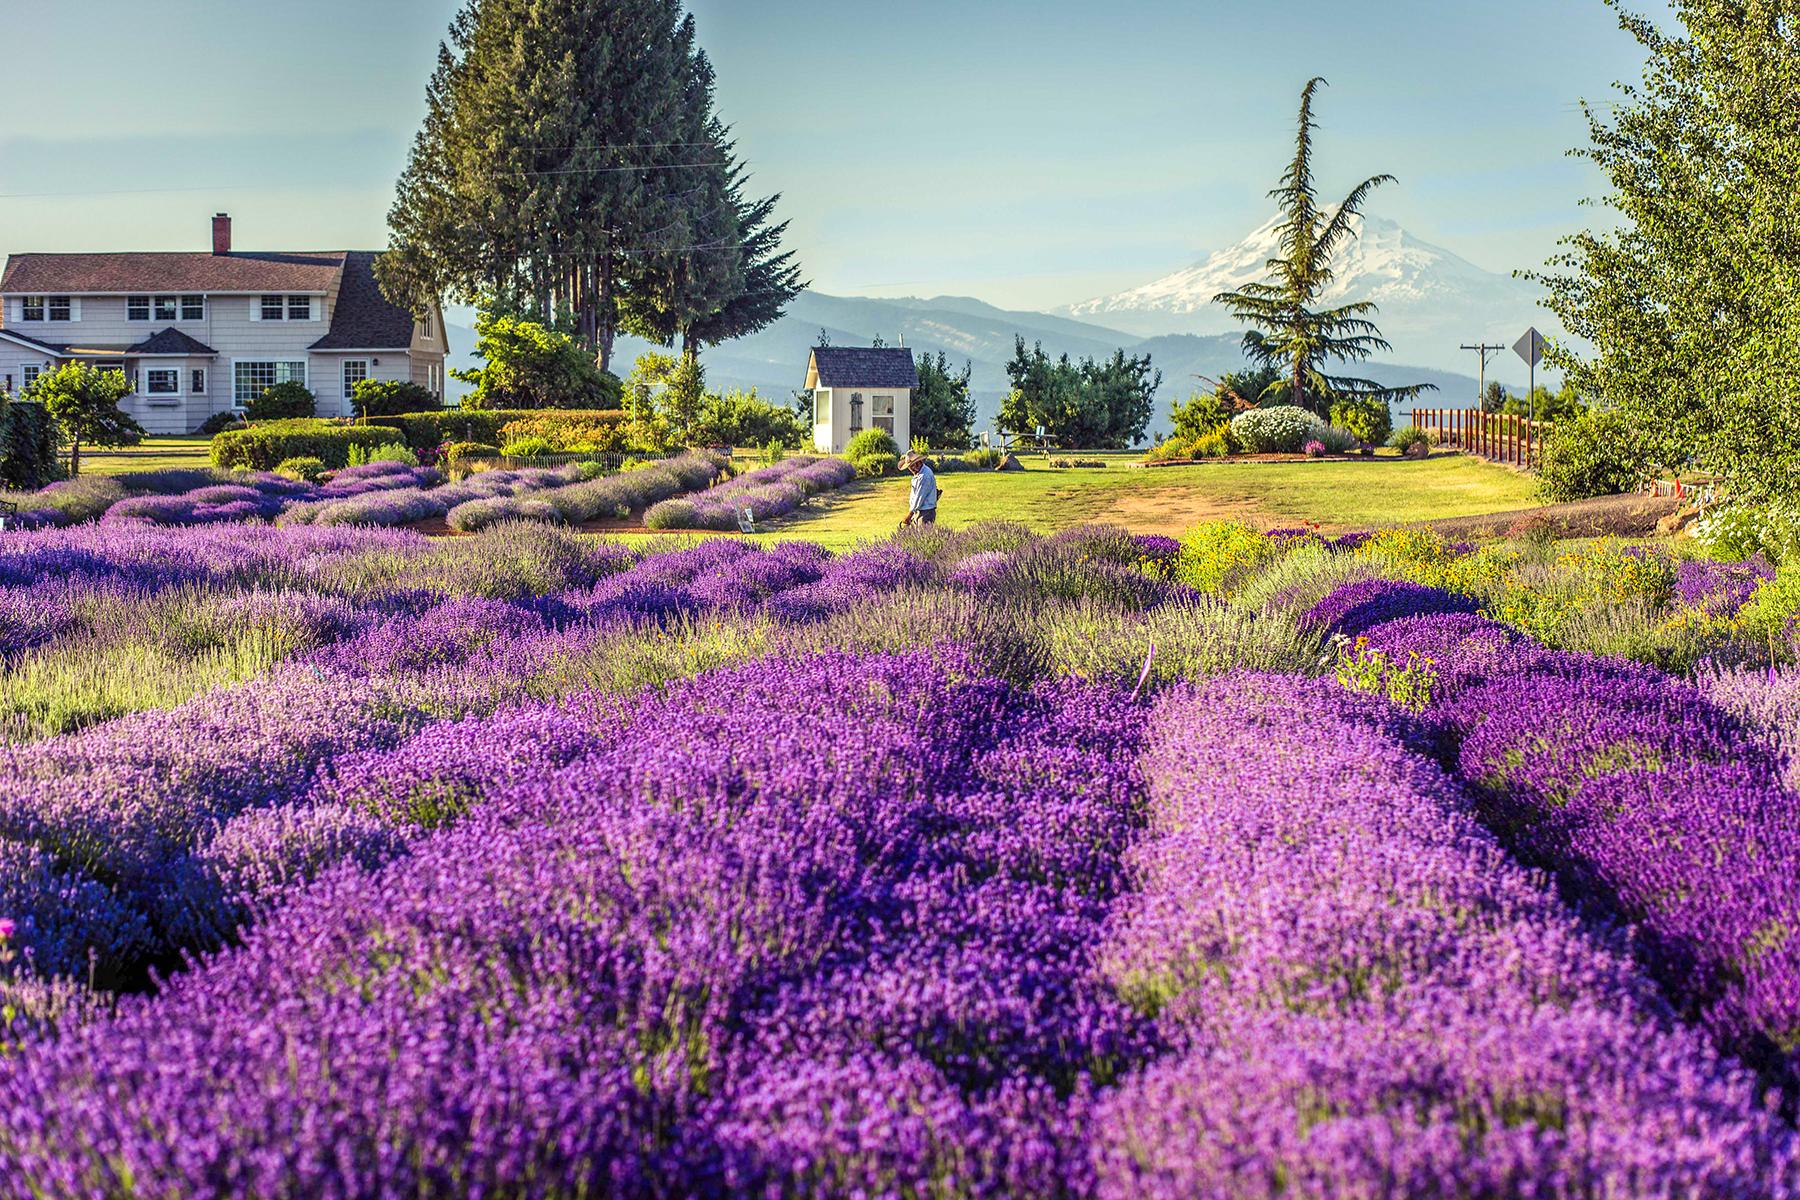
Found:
<box><xmin>0</xmin><ymin>327</ymin><xmax>64</xmax><ymax>355</ymax></box>
<box><xmin>309</xmin><ymin>251</ymin><xmax>417</xmax><ymax>351</ymax></box>
<box><xmin>0</xmin><ymin>251</ymin><xmax>345</xmax><ymax>294</ymax></box>
<box><xmin>123</xmin><ymin>327</ymin><xmax>217</xmax><ymax>356</ymax></box>
<box><xmin>808</xmin><ymin>346</ymin><xmax>919</xmax><ymax>389</ymax></box>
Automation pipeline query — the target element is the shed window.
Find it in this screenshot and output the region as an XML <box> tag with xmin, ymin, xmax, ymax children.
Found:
<box><xmin>872</xmin><ymin>394</ymin><xmax>895</xmax><ymax>435</ymax></box>
<box><xmin>813</xmin><ymin>389</ymin><xmax>829</xmax><ymax>425</ymax></box>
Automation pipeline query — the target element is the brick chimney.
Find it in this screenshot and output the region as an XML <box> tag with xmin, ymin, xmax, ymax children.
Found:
<box><xmin>212</xmin><ymin>213</ymin><xmax>231</xmax><ymax>256</ymax></box>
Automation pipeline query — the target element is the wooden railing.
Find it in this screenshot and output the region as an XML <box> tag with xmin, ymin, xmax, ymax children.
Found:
<box><xmin>1409</xmin><ymin>409</ymin><xmax>1541</xmax><ymax>469</ymax></box>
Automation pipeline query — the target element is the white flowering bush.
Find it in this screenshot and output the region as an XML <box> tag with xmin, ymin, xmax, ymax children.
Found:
<box><xmin>1693</xmin><ymin>502</ymin><xmax>1800</xmax><ymax>565</ymax></box>
<box><xmin>1229</xmin><ymin>405</ymin><xmax>1327</xmax><ymax>454</ymax></box>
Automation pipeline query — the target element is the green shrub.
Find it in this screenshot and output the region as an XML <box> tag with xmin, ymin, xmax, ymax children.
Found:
<box><xmin>856</xmin><ymin>452</ymin><xmax>898</xmax><ymax>478</ymax></box>
<box><xmin>1536</xmin><ymin>408</ymin><xmax>1654</xmax><ymax>502</ymax></box>
<box><xmin>496</xmin><ymin>413</ymin><xmax>627</xmax><ymax>454</ymax></box>
<box><xmin>1313</xmin><ymin>424</ymin><xmax>1360</xmax><ymax>454</ymax></box>
<box><xmin>443</xmin><ymin>441</ymin><xmax>501</xmax><ymax>467</ymax></box>
<box><xmin>346</xmin><ymin>442</ymin><xmax>419</xmax><ymax>467</ymax></box>
<box><xmin>1144</xmin><ymin>437</ymin><xmax>1195</xmax><ymax>463</ymax></box>
<box><xmin>454</xmin><ymin>311</ymin><xmax>624</xmax><ymax>411</ymax></box>
<box><xmin>846</xmin><ymin>428</ymin><xmax>899</xmax><ymax>463</ymax></box>
<box><xmin>0</xmin><ymin>398</ymin><xmax>63</xmax><ymax>489</ymax></box>
<box><xmin>1328</xmin><ymin>397</ymin><xmax>1393</xmax><ymax>446</ymax></box>
<box><xmin>1693</xmin><ymin>503</ymin><xmax>1800</xmax><ymax>565</ymax></box>
<box><xmin>246</xmin><ymin>380</ymin><xmax>316</xmax><ymax>421</ymax></box>
<box><xmin>365</xmin><ymin>408</ymin><xmax>629</xmax><ymax>453</ymax></box>
<box><xmin>759</xmin><ymin>440</ymin><xmax>785</xmax><ymax>468</ymax></box>
<box><xmin>1389</xmin><ymin>426</ymin><xmax>1435</xmax><ymax>454</ymax></box>
<box><xmin>274</xmin><ymin>456</ymin><xmax>327</xmax><ymax>483</ymax></box>
<box><xmin>500</xmin><ymin>435</ymin><xmax>558</xmax><ymax>459</ymax></box>
<box><xmin>351</xmin><ymin>380</ymin><xmax>439</xmax><ymax>419</ymax></box>
<box><xmin>962</xmin><ymin>447</ymin><xmax>1003</xmax><ymax>470</ymax></box>
<box><xmin>1229</xmin><ymin>405</ymin><xmax>1325</xmax><ymax>454</ymax></box>
<box><xmin>211</xmin><ymin>421</ymin><xmax>398</xmax><ymax>471</ymax></box>
<box><xmin>692</xmin><ymin>389</ymin><xmax>808</xmax><ymax>449</ymax></box>
<box><xmin>1176</xmin><ymin>520</ymin><xmax>1284</xmax><ymax>595</ymax></box>
<box><xmin>1192</xmin><ymin>430</ymin><xmax>1230</xmax><ymax>459</ymax></box>
<box><xmin>195</xmin><ymin>411</ymin><xmax>245</xmax><ymax>437</ymax></box>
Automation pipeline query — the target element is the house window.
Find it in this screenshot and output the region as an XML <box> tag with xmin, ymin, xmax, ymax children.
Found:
<box><xmin>146</xmin><ymin>368</ymin><xmax>180</xmax><ymax>395</ymax></box>
<box><xmin>181</xmin><ymin>295</ymin><xmax>205</xmax><ymax>321</ymax></box>
<box><xmin>21</xmin><ymin>365</ymin><xmax>41</xmax><ymax>390</ymax></box>
<box><xmin>343</xmin><ymin>359</ymin><xmax>368</xmax><ymax>401</ymax></box>
<box><xmin>47</xmin><ymin>297</ymin><xmax>72</xmax><ymax>321</ymax></box>
<box><xmin>419</xmin><ymin>313</ymin><xmax>435</xmax><ymax>342</ymax></box>
<box><xmin>234</xmin><ymin>360</ymin><xmax>306</xmax><ymax>403</ymax></box>
<box><xmin>872</xmin><ymin>394</ymin><xmax>895</xmax><ymax>435</ymax></box>
<box><xmin>191</xmin><ymin>368</ymin><xmax>207</xmax><ymax>395</ymax></box>
<box><xmin>128</xmin><ymin>296</ymin><xmax>150</xmax><ymax>321</ymax></box>
<box><xmin>21</xmin><ymin>297</ymin><xmax>44</xmax><ymax>321</ymax></box>
<box><xmin>153</xmin><ymin>296</ymin><xmax>178</xmax><ymax>321</ymax></box>
<box><xmin>287</xmin><ymin>295</ymin><xmax>312</xmax><ymax>320</ymax></box>
<box><xmin>813</xmin><ymin>389</ymin><xmax>829</xmax><ymax>425</ymax></box>
<box><xmin>260</xmin><ymin>295</ymin><xmax>286</xmax><ymax>321</ymax></box>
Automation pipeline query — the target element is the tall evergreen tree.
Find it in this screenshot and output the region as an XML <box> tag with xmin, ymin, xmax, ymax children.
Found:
<box><xmin>1213</xmin><ymin>78</ymin><xmax>1432</xmax><ymax>416</ymax></box>
<box><xmin>381</xmin><ymin>0</ymin><xmax>792</xmax><ymax>375</ymax></box>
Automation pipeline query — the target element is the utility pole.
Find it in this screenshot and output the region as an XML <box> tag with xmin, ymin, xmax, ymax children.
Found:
<box><xmin>1460</xmin><ymin>343</ymin><xmax>1504</xmax><ymax>410</ymax></box>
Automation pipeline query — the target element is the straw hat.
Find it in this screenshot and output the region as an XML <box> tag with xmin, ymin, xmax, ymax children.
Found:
<box><xmin>898</xmin><ymin>451</ymin><xmax>925</xmax><ymax>469</ymax></box>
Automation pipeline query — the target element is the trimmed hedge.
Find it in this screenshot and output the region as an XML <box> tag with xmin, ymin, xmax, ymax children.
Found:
<box><xmin>210</xmin><ymin>421</ymin><xmax>399</xmax><ymax>471</ymax></box>
<box><xmin>365</xmin><ymin>409</ymin><xmax>629</xmax><ymax>452</ymax></box>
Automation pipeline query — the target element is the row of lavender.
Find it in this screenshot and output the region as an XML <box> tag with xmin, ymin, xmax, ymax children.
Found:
<box><xmin>1312</xmin><ymin>581</ymin><xmax>1800</xmax><ymax>1093</ymax></box>
<box><xmin>2</xmin><ymin>650</ymin><xmax>1795</xmax><ymax>1193</ymax></box>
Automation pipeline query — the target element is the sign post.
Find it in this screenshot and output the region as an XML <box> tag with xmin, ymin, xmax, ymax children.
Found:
<box><xmin>1512</xmin><ymin>328</ymin><xmax>1547</xmax><ymax>422</ymax></box>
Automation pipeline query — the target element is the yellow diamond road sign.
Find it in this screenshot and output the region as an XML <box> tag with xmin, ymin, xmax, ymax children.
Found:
<box><xmin>1513</xmin><ymin>328</ymin><xmax>1547</xmax><ymax>368</ymax></box>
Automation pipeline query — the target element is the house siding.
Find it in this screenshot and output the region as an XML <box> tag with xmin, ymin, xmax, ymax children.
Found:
<box><xmin>308</xmin><ymin>352</ymin><xmax>414</xmax><ymax>419</ymax></box>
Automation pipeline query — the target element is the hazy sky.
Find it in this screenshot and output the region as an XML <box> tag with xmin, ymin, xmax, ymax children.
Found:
<box><xmin>0</xmin><ymin>0</ymin><xmax>1662</xmax><ymax>311</ymax></box>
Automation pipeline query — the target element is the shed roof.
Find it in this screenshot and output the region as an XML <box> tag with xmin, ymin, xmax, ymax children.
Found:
<box><xmin>808</xmin><ymin>346</ymin><xmax>918</xmax><ymax>390</ymax></box>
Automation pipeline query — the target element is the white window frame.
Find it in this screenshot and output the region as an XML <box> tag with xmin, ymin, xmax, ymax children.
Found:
<box><xmin>872</xmin><ymin>393</ymin><xmax>895</xmax><ymax>435</ymax></box>
<box><xmin>128</xmin><ymin>296</ymin><xmax>151</xmax><ymax>321</ymax></box>
<box><xmin>287</xmin><ymin>295</ymin><xmax>313</xmax><ymax>321</ymax></box>
<box><xmin>191</xmin><ymin>367</ymin><xmax>207</xmax><ymax>395</ymax></box>
<box><xmin>342</xmin><ymin>359</ymin><xmax>368</xmax><ymax>402</ymax></box>
<box><xmin>21</xmin><ymin>364</ymin><xmax>42</xmax><ymax>390</ymax></box>
<box><xmin>181</xmin><ymin>295</ymin><xmax>205</xmax><ymax>321</ymax></box>
<box><xmin>145</xmin><ymin>368</ymin><xmax>181</xmax><ymax>396</ymax></box>
<box><xmin>233</xmin><ymin>359</ymin><xmax>308</xmax><ymax>404</ymax></box>
<box><xmin>259</xmin><ymin>295</ymin><xmax>285</xmax><ymax>321</ymax></box>
<box><xmin>152</xmin><ymin>296</ymin><xmax>179</xmax><ymax>322</ymax></box>
<box><xmin>47</xmin><ymin>296</ymin><xmax>73</xmax><ymax>322</ymax></box>
<box><xmin>813</xmin><ymin>388</ymin><xmax>830</xmax><ymax>425</ymax></box>
<box><xmin>21</xmin><ymin>297</ymin><xmax>44</xmax><ymax>322</ymax></box>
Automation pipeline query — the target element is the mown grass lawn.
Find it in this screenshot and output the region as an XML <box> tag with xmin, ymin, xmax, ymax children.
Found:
<box><xmin>78</xmin><ymin>436</ymin><xmax>213</xmax><ymax>476</ymax></box>
<box><xmin>756</xmin><ymin>452</ymin><xmax>1541</xmax><ymax>548</ymax></box>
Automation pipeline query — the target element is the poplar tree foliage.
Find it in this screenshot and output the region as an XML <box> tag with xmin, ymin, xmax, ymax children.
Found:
<box><xmin>1000</xmin><ymin>338</ymin><xmax>1161</xmax><ymax>449</ymax></box>
<box><xmin>910</xmin><ymin>352</ymin><xmax>978</xmax><ymax>450</ymax></box>
<box><xmin>1213</xmin><ymin>78</ymin><xmax>1432</xmax><ymax>417</ymax></box>
<box><xmin>1535</xmin><ymin>0</ymin><xmax>1800</xmax><ymax>501</ymax></box>
<box><xmin>379</xmin><ymin>0</ymin><xmax>801</xmax><ymax>375</ymax></box>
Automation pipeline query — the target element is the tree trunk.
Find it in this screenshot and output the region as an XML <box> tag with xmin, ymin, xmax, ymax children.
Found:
<box><xmin>596</xmin><ymin>240</ymin><xmax>616</xmax><ymax>375</ymax></box>
<box><xmin>69</xmin><ymin>435</ymin><xmax>81</xmax><ymax>478</ymax></box>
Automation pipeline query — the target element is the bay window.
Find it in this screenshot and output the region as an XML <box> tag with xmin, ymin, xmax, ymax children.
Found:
<box><xmin>146</xmin><ymin>369</ymin><xmax>180</xmax><ymax>396</ymax></box>
<box><xmin>234</xmin><ymin>361</ymin><xmax>306</xmax><ymax>404</ymax></box>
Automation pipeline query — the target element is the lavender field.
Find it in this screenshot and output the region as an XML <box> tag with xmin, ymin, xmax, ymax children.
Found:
<box><xmin>0</xmin><ymin>517</ymin><xmax>1798</xmax><ymax>1196</ymax></box>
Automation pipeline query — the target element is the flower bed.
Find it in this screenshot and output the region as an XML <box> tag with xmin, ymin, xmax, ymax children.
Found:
<box><xmin>643</xmin><ymin>455</ymin><xmax>855</xmax><ymax>530</ymax></box>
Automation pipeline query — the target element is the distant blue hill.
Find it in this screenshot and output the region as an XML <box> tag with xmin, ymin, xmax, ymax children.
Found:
<box><xmin>447</xmin><ymin>290</ymin><xmax>1484</xmax><ymax>443</ymax></box>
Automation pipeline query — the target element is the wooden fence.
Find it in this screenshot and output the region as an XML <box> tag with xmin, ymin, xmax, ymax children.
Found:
<box><xmin>1409</xmin><ymin>409</ymin><xmax>1541</xmax><ymax>469</ymax></box>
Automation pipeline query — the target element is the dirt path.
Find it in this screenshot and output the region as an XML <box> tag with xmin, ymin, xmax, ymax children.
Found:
<box><xmin>1419</xmin><ymin>493</ymin><xmax>1679</xmax><ymax>539</ymax></box>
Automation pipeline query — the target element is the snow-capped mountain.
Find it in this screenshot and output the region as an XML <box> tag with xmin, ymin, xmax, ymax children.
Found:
<box><xmin>1065</xmin><ymin>214</ymin><xmax>1550</xmax><ymax>374</ymax></box>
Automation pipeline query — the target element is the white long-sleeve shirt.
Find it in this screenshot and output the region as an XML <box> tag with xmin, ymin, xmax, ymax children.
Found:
<box><xmin>909</xmin><ymin>464</ymin><xmax>939</xmax><ymax>512</ymax></box>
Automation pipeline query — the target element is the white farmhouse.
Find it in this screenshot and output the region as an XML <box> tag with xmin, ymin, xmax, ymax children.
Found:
<box><xmin>0</xmin><ymin>214</ymin><xmax>447</xmax><ymax>433</ymax></box>
<box><xmin>803</xmin><ymin>346</ymin><xmax>917</xmax><ymax>454</ymax></box>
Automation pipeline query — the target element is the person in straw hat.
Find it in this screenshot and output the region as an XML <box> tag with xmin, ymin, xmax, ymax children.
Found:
<box><xmin>898</xmin><ymin>450</ymin><xmax>940</xmax><ymax>528</ymax></box>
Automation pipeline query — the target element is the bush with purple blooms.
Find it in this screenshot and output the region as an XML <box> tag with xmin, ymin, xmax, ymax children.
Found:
<box><xmin>0</xmin><ymin>517</ymin><xmax>1792</xmax><ymax>1192</ymax></box>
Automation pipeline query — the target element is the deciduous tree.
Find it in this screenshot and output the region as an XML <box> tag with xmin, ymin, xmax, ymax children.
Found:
<box><xmin>29</xmin><ymin>363</ymin><xmax>139</xmax><ymax>477</ymax></box>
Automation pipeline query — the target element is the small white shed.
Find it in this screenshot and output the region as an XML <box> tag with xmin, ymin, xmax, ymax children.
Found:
<box><xmin>803</xmin><ymin>346</ymin><xmax>918</xmax><ymax>454</ymax></box>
